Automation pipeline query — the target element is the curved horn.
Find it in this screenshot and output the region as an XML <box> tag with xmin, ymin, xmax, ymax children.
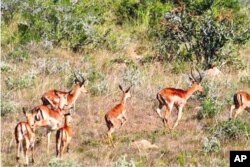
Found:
<box><xmin>196</xmin><ymin>67</ymin><xmax>203</xmax><ymax>83</ymax></box>
<box><xmin>190</xmin><ymin>67</ymin><xmax>197</xmax><ymax>82</ymax></box>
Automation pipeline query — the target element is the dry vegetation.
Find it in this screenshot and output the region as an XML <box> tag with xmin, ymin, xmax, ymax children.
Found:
<box><xmin>1</xmin><ymin>43</ymin><xmax>250</xmax><ymax>166</ymax></box>
<box><xmin>1</xmin><ymin>0</ymin><xmax>250</xmax><ymax>166</ymax></box>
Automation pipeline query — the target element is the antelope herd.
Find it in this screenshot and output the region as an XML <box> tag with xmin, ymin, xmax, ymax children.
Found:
<box><xmin>13</xmin><ymin>70</ymin><xmax>249</xmax><ymax>165</ymax></box>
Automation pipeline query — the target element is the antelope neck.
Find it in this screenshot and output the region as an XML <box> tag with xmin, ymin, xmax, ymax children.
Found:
<box><xmin>120</xmin><ymin>94</ymin><xmax>127</xmax><ymax>105</ymax></box>
<box><xmin>68</xmin><ymin>85</ymin><xmax>81</xmax><ymax>105</ymax></box>
<box><xmin>184</xmin><ymin>84</ymin><xmax>198</xmax><ymax>100</ymax></box>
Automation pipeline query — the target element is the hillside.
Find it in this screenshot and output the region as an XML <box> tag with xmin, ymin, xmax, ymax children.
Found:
<box><xmin>1</xmin><ymin>0</ymin><xmax>250</xmax><ymax>166</ymax></box>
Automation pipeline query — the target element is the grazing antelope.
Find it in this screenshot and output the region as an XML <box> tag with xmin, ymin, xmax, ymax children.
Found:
<box><xmin>105</xmin><ymin>85</ymin><xmax>131</xmax><ymax>141</ymax></box>
<box><xmin>41</xmin><ymin>73</ymin><xmax>87</xmax><ymax>110</ymax></box>
<box><xmin>56</xmin><ymin>112</ymin><xmax>72</xmax><ymax>159</ymax></box>
<box><xmin>31</xmin><ymin>105</ymin><xmax>70</xmax><ymax>153</ymax></box>
<box><xmin>15</xmin><ymin>108</ymin><xmax>37</xmax><ymax>165</ymax></box>
<box><xmin>156</xmin><ymin>68</ymin><xmax>204</xmax><ymax>129</ymax></box>
<box><xmin>230</xmin><ymin>91</ymin><xmax>250</xmax><ymax>119</ymax></box>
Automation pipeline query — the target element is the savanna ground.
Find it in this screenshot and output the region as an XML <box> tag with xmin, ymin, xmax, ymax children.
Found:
<box><xmin>1</xmin><ymin>44</ymin><xmax>250</xmax><ymax>166</ymax></box>
<box><xmin>1</xmin><ymin>0</ymin><xmax>250</xmax><ymax>166</ymax></box>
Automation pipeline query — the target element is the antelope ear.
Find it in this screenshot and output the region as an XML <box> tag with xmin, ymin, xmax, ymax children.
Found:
<box><xmin>118</xmin><ymin>85</ymin><xmax>123</xmax><ymax>91</ymax></box>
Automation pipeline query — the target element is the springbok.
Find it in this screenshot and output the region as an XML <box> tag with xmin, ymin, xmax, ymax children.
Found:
<box><xmin>230</xmin><ymin>91</ymin><xmax>250</xmax><ymax>119</ymax></box>
<box><xmin>15</xmin><ymin>108</ymin><xmax>37</xmax><ymax>165</ymax></box>
<box><xmin>56</xmin><ymin>112</ymin><xmax>72</xmax><ymax>159</ymax></box>
<box><xmin>41</xmin><ymin>73</ymin><xmax>87</xmax><ymax>110</ymax></box>
<box><xmin>105</xmin><ymin>85</ymin><xmax>131</xmax><ymax>141</ymax></box>
<box><xmin>31</xmin><ymin>105</ymin><xmax>71</xmax><ymax>153</ymax></box>
<box><xmin>156</xmin><ymin>68</ymin><xmax>204</xmax><ymax>129</ymax></box>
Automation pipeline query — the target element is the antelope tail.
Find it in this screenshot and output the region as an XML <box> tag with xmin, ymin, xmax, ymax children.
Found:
<box><xmin>156</xmin><ymin>93</ymin><xmax>166</xmax><ymax>106</ymax></box>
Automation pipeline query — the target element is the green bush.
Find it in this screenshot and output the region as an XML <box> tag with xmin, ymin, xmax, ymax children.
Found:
<box><xmin>202</xmin><ymin>136</ymin><xmax>221</xmax><ymax>153</ymax></box>
<box><xmin>115</xmin><ymin>154</ymin><xmax>136</xmax><ymax>167</ymax></box>
<box><xmin>0</xmin><ymin>100</ymin><xmax>15</xmax><ymax>116</ymax></box>
<box><xmin>210</xmin><ymin>120</ymin><xmax>250</xmax><ymax>139</ymax></box>
<box><xmin>197</xmin><ymin>97</ymin><xmax>220</xmax><ymax>119</ymax></box>
<box><xmin>9</xmin><ymin>47</ymin><xmax>30</xmax><ymax>62</ymax></box>
<box><xmin>154</xmin><ymin>0</ymin><xmax>250</xmax><ymax>67</ymax></box>
<box><xmin>5</xmin><ymin>71</ymin><xmax>37</xmax><ymax>90</ymax></box>
<box><xmin>48</xmin><ymin>158</ymin><xmax>81</xmax><ymax>167</ymax></box>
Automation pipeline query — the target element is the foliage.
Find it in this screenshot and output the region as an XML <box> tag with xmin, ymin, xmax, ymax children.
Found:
<box><xmin>9</xmin><ymin>47</ymin><xmax>30</xmax><ymax>62</ymax></box>
<box><xmin>0</xmin><ymin>100</ymin><xmax>15</xmax><ymax>116</ymax></box>
<box><xmin>202</xmin><ymin>136</ymin><xmax>221</xmax><ymax>153</ymax></box>
<box><xmin>2</xmin><ymin>0</ymin><xmax>107</xmax><ymax>50</ymax></box>
<box><xmin>197</xmin><ymin>97</ymin><xmax>220</xmax><ymax>119</ymax></box>
<box><xmin>48</xmin><ymin>158</ymin><xmax>82</xmax><ymax>167</ymax></box>
<box><xmin>155</xmin><ymin>0</ymin><xmax>250</xmax><ymax>67</ymax></box>
<box><xmin>115</xmin><ymin>154</ymin><xmax>136</xmax><ymax>167</ymax></box>
<box><xmin>211</xmin><ymin>120</ymin><xmax>250</xmax><ymax>139</ymax></box>
<box><xmin>5</xmin><ymin>70</ymin><xmax>37</xmax><ymax>90</ymax></box>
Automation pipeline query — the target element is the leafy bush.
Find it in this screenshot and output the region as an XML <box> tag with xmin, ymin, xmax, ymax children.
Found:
<box><xmin>197</xmin><ymin>97</ymin><xmax>220</xmax><ymax>119</ymax></box>
<box><xmin>48</xmin><ymin>158</ymin><xmax>81</xmax><ymax>167</ymax></box>
<box><xmin>122</xmin><ymin>66</ymin><xmax>142</xmax><ymax>86</ymax></box>
<box><xmin>0</xmin><ymin>100</ymin><xmax>15</xmax><ymax>116</ymax></box>
<box><xmin>0</xmin><ymin>61</ymin><xmax>12</xmax><ymax>72</ymax></box>
<box><xmin>2</xmin><ymin>0</ymin><xmax>107</xmax><ymax>50</ymax></box>
<box><xmin>87</xmin><ymin>69</ymin><xmax>107</xmax><ymax>96</ymax></box>
<box><xmin>211</xmin><ymin>120</ymin><xmax>250</xmax><ymax>139</ymax></box>
<box><xmin>115</xmin><ymin>154</ymin><xmax>136</xmax><ymax>167</ymax></box>
<box><xmin>202</xmin><ymin>136</ymin><xmax>221</xmax><ymax>153</ymax></box>
<box><xmin>9</xmin><ymin>47</ymin><xmax>30</xmax><ymax>62</ymax></box>
<box><xmin>115</xmin><ymin>0</ymin><xmax>172</xmax><ymax>26</ymax></box>
<box><xmin>5</xmin><ymin>70</ymin><xmax>37</xmax><ymax>90</ymax></box>
<box><xmin>155</xmin><ymin>0</ymin><xmax>250</xmax><ymax>67</ymax></box>
<box><xmin>45</xmin><ymin>58</ymin><xmax>71</xmax><ymax>75</ymax></box>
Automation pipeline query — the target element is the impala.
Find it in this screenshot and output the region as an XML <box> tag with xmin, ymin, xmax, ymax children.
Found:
<box><xmin>31</xmin><ymin>105</ymin><xmax>70</xmax><ymax>153</ymax></box>
<box><xmin>105</xmin><ymin>85</ymin><xmax>131</xmax><ymax>141</ymax></box>
<box><xmin>56</xmin><ymin>112</ymin><xmax>72</xmax><ymax>159</ymax></box>
<box><xmin>156</xmin><ymin>68</ymin><xmax>204</xmax><ymax>129</ymax></box>
<box><xmin>15</xmin><ymin>108</ymin><xmax>37</xmax><ymax>165</ymax></box>
<box><xmin>41</xmin><ymin>73</ymin><xmax>87</xmax><ymax>110</ymax></box>
<box><xmin>230</xmin><ymin>91</ymin><xmax>250</xmax><ymax>119</ymax></box>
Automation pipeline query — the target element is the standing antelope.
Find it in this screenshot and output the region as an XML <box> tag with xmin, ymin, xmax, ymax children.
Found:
<box><xmin>31</xmin><ymin>105</ymin><xmax>69</xmax><ymax>153</ymax></box>
<box><xmin>56</xmin><ymin>112</ymin><xmax>72</xmax><ymax>159</ymax></box>
<box><xmin>230</xmin><ymin>91</ymin><xmax>250</xmax><ymax>119</ymax></box>
<box><xmin>15</xmin><ymin>108</ymin><xmax>37</xmax><ymax>165</ymax></box>
<box><xmin>156</xmin><ymin>68</ymin><xmax>204</xmax><ymax>129</ymax></box>
<box><xmin>41</xmin><ymin>73</ymin><xmax>87</xmax><ymax>110</ymax></box>
<box><xmin>105</xmin><ymin>85</ymin><xmax>131</xmax><ymax>141</ymax></box>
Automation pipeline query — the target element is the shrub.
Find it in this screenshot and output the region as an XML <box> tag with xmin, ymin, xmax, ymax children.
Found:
<box><xmin>197</xmin><ymin>97</ymin><xmax>220</xmax><ymax>120</ymax></box>
<box><xmin>115</xmin><ymin>154</ymin><xmax>136</xmax><ymax>167</ymax></box>
<box><xmin>0</xmin><ymin>100</ymin><xmax>15</xmax><ymax>116</ymax></box>
<box><xmin>87</xmin><ymin>69</ymin><xmax>107</xmax><ymax>96</ymax></box>
<box><xmin>0</xmin><ymin>61</ymin><xmax>12</xmax><ymax>72</ymax></box>
<box><xmin>122</xmin><ymin>66</ymin><xmax>142</xmax><ymax>86</ymax></box>
<box><xmin>48</xmin><ymin>158</ymin><xmax>81</xmax><ymax>167</ymax></box>
<box><xmin>9</xmin><ymin>47</ymin><xmax>30</xmax><ymax>62</ymax></box>
<box><xmin>202</xmin><ymin>136</ymin><xmax>221</xmax><ymax>153</ymax></box>
<box><xmin>210</xmin><ymin>120</ymin><xmax>250</xmax><ymax>139</ymax></box>
<box><xmin>5</xmin><ymin>70</ymin><xmax>37</xmax><ymax>90</ymax></box>
<box><xmin>154</xmin><ymin>0</ymin><xmax>250</xmax><ymax>67</ymax></box>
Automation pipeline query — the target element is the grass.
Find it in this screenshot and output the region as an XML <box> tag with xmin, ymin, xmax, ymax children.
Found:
<box><xmin>1</xmin><ymin>27</ymin><xmax>250</xmax><ymax>167</ymax></box>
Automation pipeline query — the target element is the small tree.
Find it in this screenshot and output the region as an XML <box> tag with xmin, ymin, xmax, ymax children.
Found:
<box><xmin>156</xmin><ymin>0</ymin><xmax>250</xmax><ymax>68</ymax></box>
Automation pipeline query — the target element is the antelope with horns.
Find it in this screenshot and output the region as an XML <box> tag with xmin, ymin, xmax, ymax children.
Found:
<box><xmin>31</xmin><ymin>105</ymin><xmax>72</xmax><ymax>154</ymax></box>
<box><xmin>15</xmin><ymin>108</ymin><xmax>37</xmax><ymax>165</ymax></box>
<box><xmin>41</xmin><ymin>72</ymin><xmax>87</xmax><ymax>110</ymax></box>
<box><xmin>105</xmin><ymin>85</ymin><xmax>131</xmax><ymax>142</ymax></box>
<box><xmin>230</xmin><ymin>91</ymin><xmax>250</xmax><ymax>119</ymax></box>
<box><xmin>56</xmin><ymin>112</ymin><xmax>72</xmax><ymax>159</ymax></box>
<box><xmin>156</xmin><ymin>68</ymin><xmax>204</xmax><ymax>129</ymax></box>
